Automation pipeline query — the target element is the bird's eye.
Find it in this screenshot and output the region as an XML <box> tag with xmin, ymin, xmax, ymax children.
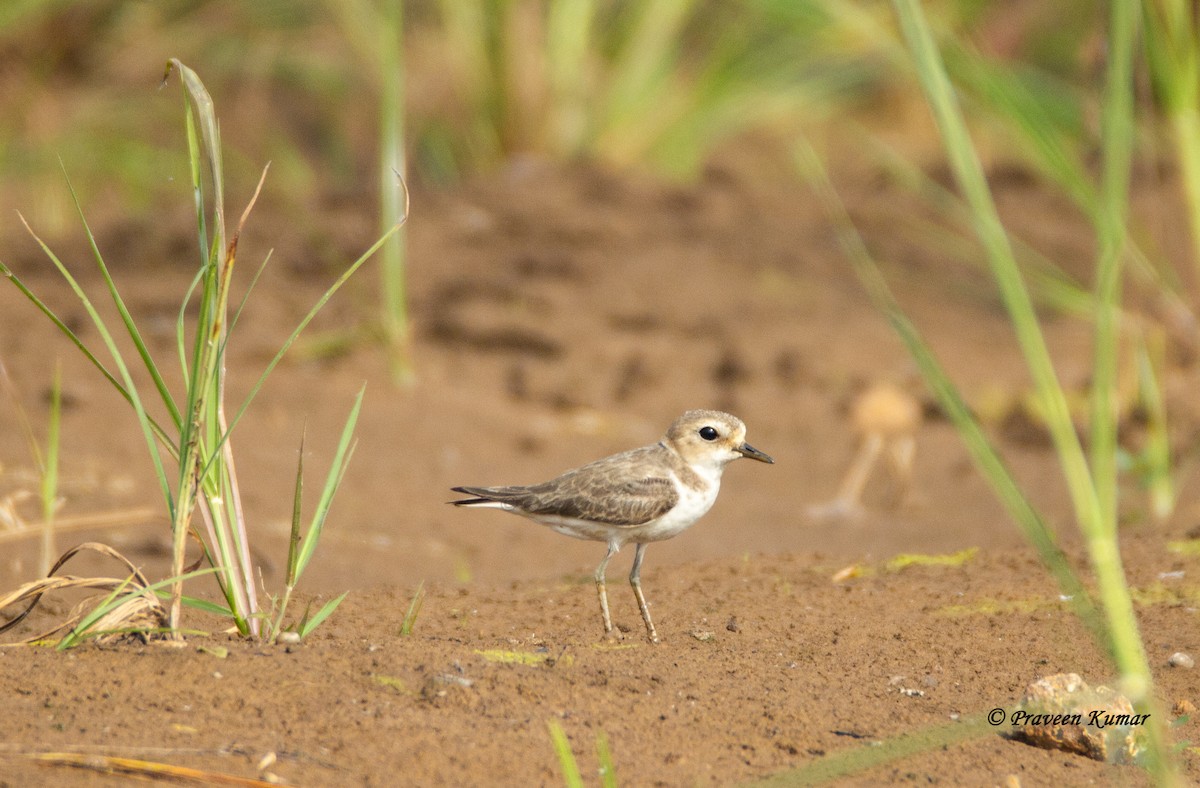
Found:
<box><xmin>699</xmin><ymin>426</ymin><xmax>719</xmax><ymax>441</ymax></box>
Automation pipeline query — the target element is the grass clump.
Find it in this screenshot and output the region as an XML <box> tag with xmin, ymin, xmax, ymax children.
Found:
<box><xmin>417</xmin><ymin>0</ymin><xmax>877</xmax><ymax>179</ymax></box>
<box><xmin>0</xmin><ymin>60</ymin><xmax>406</xmax><ymax>645</ymax></box>
<box><xmin>399</xmin><ymin>580</ymin><xmax>425</xmax><ymax>636</ymax></box>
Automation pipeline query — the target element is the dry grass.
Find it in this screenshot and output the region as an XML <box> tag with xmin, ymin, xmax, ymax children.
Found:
<box><xmin>0</xmin><ymin>542</ymin><xmax>172</xmax><ymax>646</ymax></box>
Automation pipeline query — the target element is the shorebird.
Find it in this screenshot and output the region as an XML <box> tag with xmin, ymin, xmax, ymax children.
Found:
<box><xmin>451</xmin><ymin>409</ymin><xmax>773</xmax><ymax>642</ymax></box>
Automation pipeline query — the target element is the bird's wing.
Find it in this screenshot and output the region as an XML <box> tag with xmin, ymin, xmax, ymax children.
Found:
<box><xmin>525</xmin><ymin>471</ymin><xmax>677</xmax><ymax>526</ymax></box>
<box><xmin>455</xmin><ymin>447</ymin><xmax>679</xmax><ymax>526</ymax></box>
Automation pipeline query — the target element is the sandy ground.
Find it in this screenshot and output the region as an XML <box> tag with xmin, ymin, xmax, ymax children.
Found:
<box><xmin>2</xmin><ymin>155</ymin><xmax>1199</xmax><ymax>785</ymax></box>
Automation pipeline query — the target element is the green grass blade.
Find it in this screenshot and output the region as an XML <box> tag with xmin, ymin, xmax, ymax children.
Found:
<box><xmin>175</xmin><ymin>264</ymin><xmax>208</xmax><ymax>392</ymax></box>
<box><xmin>296</xmin><ymin>591</ymin><xmax>348</xmax><ymax>639</ymax></box>
<box><xmin>1134</xmin><ymin>333</ymin><xmax>1175</xmax><ymax>519</ymax></box>
<box><xmin>947</xmin><ymin>49</ymin><xmax>1093</xmax><ymax>214</ymax></box>
<box><xmin>548</xmin><ymin>721</ymin><xmax>584</xmax><ymax>788</ymax></box>
<box><xmin>57</xmin><ymin>575</ymin><xmax>135</xmax><ymax>651</ymax></box>
<box><xmin>227</xmin><ymin>249</ymin><xmax>274</xmax><ymax>338</ymax></box>
<box><xmin>147</xmin><ymin>587</ymin><xmax>235</xmax><ymax>617</ymax></box>
<box><xmin>287</xmin><ymin>429</ymin><xmax>306</xmax><ymax>588</ymax></box>
<box><xmin>545</xmin><ymin>0</ymin><xmax>597</xmax><ymax>155</ymax></box>
<box><xmin>1089</xmin><ymin>0</ymin><xmax>1137</xmax><ymax>526</ymax></box>
<box><xmin>295</xmin><ymin>386</ymin><xmax>365</xmax><ymax>579</ymax></box>
<box><xmin>378</xmin><ymin>0</ymin><xmax>412</xmax><ymax>384</ymax></box>
<box><xmin>167</xmin><ymin>59</ymin><xmax>225</xmax><ymax>248</ymax></box>
<box><xmin>39</xmin><ymin>362</ymin><xmax>62</xmax><ymax>576</ymax></box>
<box><xmin>399</xmin><ymin>581</ymin><xmax>425</xmax><ymax>637</ymax></box>
<box><xmin>604</xmin><ymin>0</ymin><xmax>695</xmax><ymax>124</ymax></box>
<box><xmin>749</xmin><ymin>713</ymin><xmax>995</xmax><ymax>786</ymax></box>
<box><xmin>596</xmin><ymin>730</ymin><xmax>618</xmax><ymax>788</ymax></box>
<box><xmin>1087</xmin><ymin>5</ymin><xmax>1177</xmax><ymax>778</ymax></box>
<box><xmin>175</xmin><ymin>594</ymin><xmax>234</xmax><ymax>617</ymax></box>
<box><xmin>1143</xmin><ymin>0</ymin><xmax>1200</xmax><ymax>274</ymax></box>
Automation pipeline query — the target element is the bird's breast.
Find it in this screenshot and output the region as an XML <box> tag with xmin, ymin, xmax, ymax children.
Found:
<box><xmin>632</xmin><ymin>473</ymin><xmax>719</xmax><ymax>543</ymax></box>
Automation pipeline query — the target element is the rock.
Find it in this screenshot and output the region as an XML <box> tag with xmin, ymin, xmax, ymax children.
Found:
<box><xmin>1168</xmin><ymin>652</ymin><xmax>1194</xmax><ymax>669</ymax></box>
<box><xmin>1009</xmin><ymin>673</ymin><xmax>1146</xmax><ymax>764</ymax></box>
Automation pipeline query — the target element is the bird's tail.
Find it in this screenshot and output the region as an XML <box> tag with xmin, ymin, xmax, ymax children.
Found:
<box><xmin>449</xmin><ymin>486</ymin><xmax>511</xmax><ymax>506</ymax></box>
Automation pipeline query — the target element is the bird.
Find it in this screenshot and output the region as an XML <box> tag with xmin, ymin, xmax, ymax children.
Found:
<box><xmin>450</xmin><ymin>409</ymin><xmax>773</xmax><ymax>642</ymax></box>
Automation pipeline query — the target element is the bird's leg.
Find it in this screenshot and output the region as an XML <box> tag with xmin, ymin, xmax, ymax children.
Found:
<box><xmin>595</xmin><ymin>542</ymin><xmax>619</xmax><ymax>636</ymax></box>
<box><xmin>629</xmin><ymin>543</ymin><xmax>658</xmax><ymax>643</ymax></box>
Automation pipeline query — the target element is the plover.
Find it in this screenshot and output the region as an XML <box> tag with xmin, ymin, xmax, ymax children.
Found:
<box><xmin>451</xmin><ymin>409</ymin><xmax>773</xmax><ymax>642</ymax></box>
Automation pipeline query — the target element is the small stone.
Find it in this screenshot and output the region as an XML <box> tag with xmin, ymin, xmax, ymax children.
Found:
<box><xmin>1168</xmin><ymin>652</ymin><xmax>1194</xmax><ymax>669</ymax></box>
<box><xmin>1010</xmin><ymin>673</ymin><xmax>1145</xmax><ymax>764</ymax></box>
<box><xmin>278</xmin><ymin>632</ymin><xmax>301</xmax><ymax>645</ymax></box>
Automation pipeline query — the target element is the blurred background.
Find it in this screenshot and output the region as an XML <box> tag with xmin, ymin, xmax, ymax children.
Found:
<box><xmin>3</xmin><ymin>0</ymin><xmax>1200</xmax><ymax>594</ymax></box>
<box><xmin>1</xmin><ymin>1</ymin><xmax>1120</xmax><ymax>231</ymax></box>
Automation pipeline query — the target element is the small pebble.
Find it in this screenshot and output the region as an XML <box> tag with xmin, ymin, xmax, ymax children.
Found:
<box><xmin>278</xmin><ymin>632</ymin><xmax>301</xmax><ymax>645</ymax></box>
<box><xmin>1168</xmin><ymin>652</ymin><xmax>1194</xmax><ymax>669</ymax></box>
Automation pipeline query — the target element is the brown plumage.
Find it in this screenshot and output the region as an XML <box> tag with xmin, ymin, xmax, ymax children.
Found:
<box><xmin>452</xmin><ymin>446</ymin><xmax>681</xmax><ymax>526</ymax></box>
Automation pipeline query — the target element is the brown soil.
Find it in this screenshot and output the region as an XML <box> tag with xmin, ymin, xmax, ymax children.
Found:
<box><xmin>2</xmin><ymin>152</ymin><xmax>1200</xmax><ymax>785</ymax></box>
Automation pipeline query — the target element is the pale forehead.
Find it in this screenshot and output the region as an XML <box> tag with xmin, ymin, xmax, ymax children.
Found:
<box><xmin>669</xmin><ymin>409</ymin><xmax>745</xmax><ymax>434</ymax></box>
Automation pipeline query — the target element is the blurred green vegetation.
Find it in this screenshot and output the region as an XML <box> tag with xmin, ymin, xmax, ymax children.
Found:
<box><xmin>0</xmin><ymin>1</ymin><xmax>1119</xmax><ymax>224</ymax></box>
